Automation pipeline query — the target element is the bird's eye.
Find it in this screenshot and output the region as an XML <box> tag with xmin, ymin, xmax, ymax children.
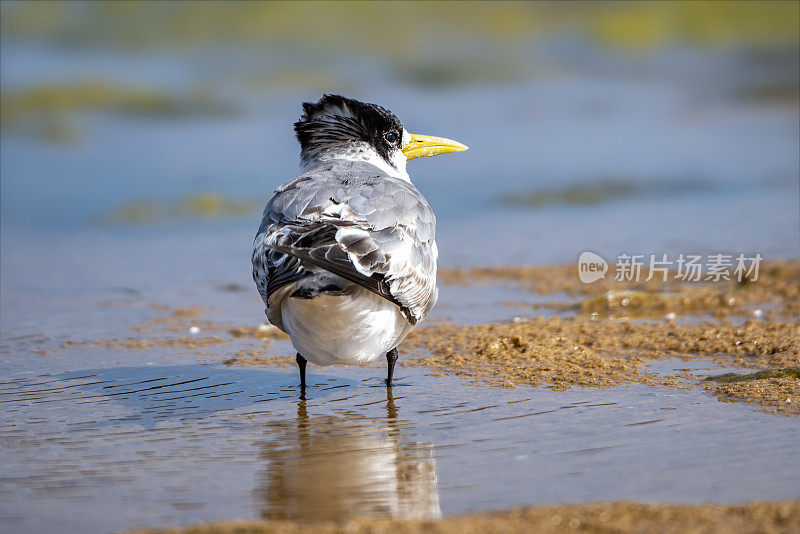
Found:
<box><xmin>384</xmin><ymin>131</ymin><xmax>398</xmax><ymax>143</ymax></box>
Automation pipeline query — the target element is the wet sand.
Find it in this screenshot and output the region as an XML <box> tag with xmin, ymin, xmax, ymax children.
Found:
<box><xmin>133</xmin><ymin>500</ymin><xmax>800</xmax><ymax>533</ymax></box>
<box><xmin>406</xmin><ymin>260</ymin><xmax>800</xmax><ymax>416</ymax></box>
<box><xmin>439</xmin><ymin>260</ymin><xmax>800</xmax><ymax>319</ymax></box>
<box><xmin>401</xmin><ymin>316</ymin><xmax>799</xmax><ymax>414</ymax></box>
<box><xmin>704</xmin><ymin>375</ymin><xmax>800</xmax><ymax>417</ymax></box>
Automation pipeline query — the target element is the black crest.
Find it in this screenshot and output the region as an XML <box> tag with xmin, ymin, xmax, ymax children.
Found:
<box><xmin>294</xmin><ymin>94</ymin><xmax>404</xmax><ymax>164</ymax></box>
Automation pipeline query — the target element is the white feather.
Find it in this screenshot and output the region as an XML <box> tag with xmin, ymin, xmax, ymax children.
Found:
<box><xmin>299</xmin><ymin>128</ymin><xmax>412</xmax><ymax>182</ymax></box>
<box><xmin>280</xmin><ymin>281</ymin><xmax>413</xmax><ymax>366</ymax></box>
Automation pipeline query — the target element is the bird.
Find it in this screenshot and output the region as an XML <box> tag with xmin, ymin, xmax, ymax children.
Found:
<box><xmin>252</xmin><ymin>94</ymin><xmax>467</xmax><ymax>390</ymax></box>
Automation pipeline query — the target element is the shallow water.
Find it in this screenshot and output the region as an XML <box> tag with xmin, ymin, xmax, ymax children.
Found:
<box><xmin>3</xmin><ymin>353</ymin><xmax>800</xmax><ymax>534</ymax></box>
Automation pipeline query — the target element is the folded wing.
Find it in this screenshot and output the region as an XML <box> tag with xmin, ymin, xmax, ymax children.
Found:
<box><xmin>252</xmin><ymin>162</ymin><xmax>438</xmax><ymax>328</ymax></box>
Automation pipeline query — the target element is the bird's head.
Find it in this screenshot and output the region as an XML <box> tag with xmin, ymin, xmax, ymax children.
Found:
<box><xmin>294</xmin><ymin>94</ymin><xmax>467</xmax><ymax>181</ymax></box>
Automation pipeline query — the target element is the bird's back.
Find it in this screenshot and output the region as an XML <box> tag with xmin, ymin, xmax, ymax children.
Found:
<box><xmin>252</xmin><ymin>160</ymin><xmax>438</xmax><ymax>340</ymax></box>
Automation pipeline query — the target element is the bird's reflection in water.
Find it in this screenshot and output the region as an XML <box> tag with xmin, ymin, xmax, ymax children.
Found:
<box><xmin>256</xmin><ymin>388</ymin><xmax>441</xmax><ymax>522</ymax></box>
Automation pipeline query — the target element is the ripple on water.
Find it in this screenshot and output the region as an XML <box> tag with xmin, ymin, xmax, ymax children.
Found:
<box><xmin>1</xmin><ymin>362</ymin><xmax>799</xmax><ymax>533</ymax></box>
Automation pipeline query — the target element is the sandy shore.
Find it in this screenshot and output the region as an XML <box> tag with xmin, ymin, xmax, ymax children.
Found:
<box><xmin>132</xmin><ymin>500</ymin><xmax>800</xmax><ymax>533</ymax></box>
<box><xmin>438</xmin><ymin>261</ymin><xmax>799</xmax><ymax>321</ymax></box>
<box><xmin>404</xmin><ymin>260</ymin><xmax>800</xmax><ymax>416</ymax></box>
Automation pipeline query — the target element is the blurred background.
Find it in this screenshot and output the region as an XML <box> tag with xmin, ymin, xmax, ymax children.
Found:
<box><xmin>1</xmin><ymin>1</ymin><xmax>799</xmax><ymax>335</ymax></box>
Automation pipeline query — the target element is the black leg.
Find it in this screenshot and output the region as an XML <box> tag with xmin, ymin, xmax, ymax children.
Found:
<box><xmin>386</xmin><ymin>347</ymin><xmax>399</xmax><ymax>386</ymax></box>
<box><xmin>296</xmin><ymin>353</ymin><xmax>307</xmax><ymax>390</ymax></box>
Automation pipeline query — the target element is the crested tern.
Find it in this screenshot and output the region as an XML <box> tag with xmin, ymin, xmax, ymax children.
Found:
<box><xmin>252</xmin><ymin>94</ymin><xmax>467</xmax><ymax>388</ymax></box>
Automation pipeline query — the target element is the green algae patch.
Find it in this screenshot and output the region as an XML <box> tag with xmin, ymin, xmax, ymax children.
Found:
<box><xmin>1</xmin><ymin>82</ymin><xmax>235</xmax><ymax>121</ymax></box>
<box><xmin>499</xmin><ymin>178</ymin><xmax>714</xmax><ymax>209</ymax></box>
<box><xmin>705</xmin><ymin>367</ymin><xmax>800</xmax><ymax>383</ymax></box>
<box><xmin>1</xmin><ymin>82</ymin><xmax>237</xmax><ymax>142</ymax></box>
<box><xmin>5</xmin><ymin>2</ymin><xmax>798</xmax><ymax>52</ymax></box>
<box><xmin>95</xmin><ymin>193</ymin><xmax>257</xmax><ymax>225</ymax></box>
<box><xmin>500</xmin><ymin>179</ymin><xmax>640</xmax><ymax>208</ymax></box>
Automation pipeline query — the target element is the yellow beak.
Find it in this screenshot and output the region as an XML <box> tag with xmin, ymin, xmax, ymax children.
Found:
<box><xmin>402</xmin><ymin>133</ymin><xmax>469</xmax><ymax>161</ymax></box>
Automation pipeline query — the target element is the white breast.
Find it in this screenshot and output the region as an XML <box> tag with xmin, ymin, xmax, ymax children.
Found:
<box><xmin>279</xmin><ymin>282</ymin><xmax>414</xmax><ymax>366</ymax></box>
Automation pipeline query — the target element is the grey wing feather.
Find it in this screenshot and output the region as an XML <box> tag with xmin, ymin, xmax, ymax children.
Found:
<box><xmin>264</xmin><ymin>240</ymin><xmax>404</xmax><ymax>315</ymax></box>
<box><xmin>252</xmin><ymin>161</ymin><xmax>438</xmax><ymax>325</ymax></box>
